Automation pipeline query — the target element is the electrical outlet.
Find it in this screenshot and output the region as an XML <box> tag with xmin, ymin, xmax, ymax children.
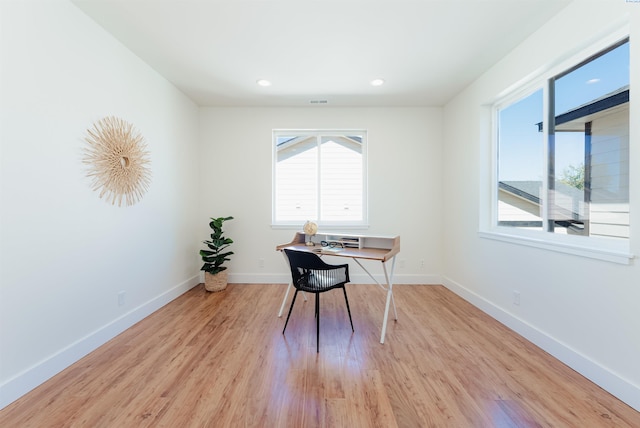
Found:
<box><xmin>513</xmin><ymin>290</ymin><xmax>521</xmax><ymax>306</ymax></box>
<box><xmin>399</xmin><ymin>259</ymin><xmax>406</xmax><ymax>269</ymax></box>
<box><xmin>259</xmin><ymin>258</ymin><xmax>265</xmax><ymax>268</ymax></box>
<box><xmin>118</xmin><ymin>291</ymin><xmax>126</xmax><ymax>306</ymax></box>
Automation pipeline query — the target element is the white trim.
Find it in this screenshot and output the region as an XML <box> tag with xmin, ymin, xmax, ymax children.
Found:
<box><xmin>270</xmin><ymin>223</ymin><xmax>370</xmax><ymax>230</ymax></box>
<box><xmin>489</xmin><ymin>20</ymin><xmax>629</xmax><ymax>106</ymax></box>
<box><xmin>272</xmin><ymin>129</ymin><xmax>368</xmax><ymax>227</ymax></box>
<box><xmin>0</xmin><ymin>274</ymin><xmax>201</xmax><ymax>410</ymax></box>
<box><xmin>229</xmin><ymin>272</ymin><xmax>441</xmax><ymax>286</ymax></box>
<box><xmin>479</xmin><ymin>230</ymin><xmax>634</xmax><ymax>264</ymax></box>
<box><xmin>482</xmin><ymin>26</ymin><xmax>632</xmax><ymax>264</ymax></box>
<box><xmin>442</xmin><ymin>276</ymin><xmax>640</xmax><ymax>412</ymax></box>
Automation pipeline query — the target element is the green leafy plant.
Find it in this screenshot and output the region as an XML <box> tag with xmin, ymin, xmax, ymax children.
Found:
<box><xmin>200</xmin><ymin>216</ymin><xmax>234</xmax><ymax>275</ymax></box>
<box><xmin>560</xmin><ymin>163</ymin><xmax>585</xmax><ymax>190</ymax></box>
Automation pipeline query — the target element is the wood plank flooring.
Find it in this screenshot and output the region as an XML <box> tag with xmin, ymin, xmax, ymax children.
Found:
<box><xmin>1</xmin><ymin>283</ymin><xmax>639</xmax><ymax>427</ymax></box>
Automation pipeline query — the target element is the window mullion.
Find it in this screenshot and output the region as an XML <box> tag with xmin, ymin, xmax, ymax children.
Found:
<box><xmin>583</xmin><ymin>122</ymin><xmax>592</xmax><ymax>237</ymax></box>
<box><xmin>543</xmin><ymin>78</ymin><xmax>554</xmax><ymax>233</ymax></box>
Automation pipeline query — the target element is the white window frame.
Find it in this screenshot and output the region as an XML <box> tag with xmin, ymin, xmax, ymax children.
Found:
<box><xmin>480</xmin><ymin>28</ymin><xmax>633</xmax><ymax>265</ymax></box>
<box><xmin>272</xmin><ymin>129</ymin><xmax>369</xmax><ymax>229</ymax></box>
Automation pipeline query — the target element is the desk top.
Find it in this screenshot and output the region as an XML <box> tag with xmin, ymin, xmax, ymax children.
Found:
<box><xmin>276</xmin><ymin>232</ymin><xmax>400</xmax><ymax>262</ymax></box>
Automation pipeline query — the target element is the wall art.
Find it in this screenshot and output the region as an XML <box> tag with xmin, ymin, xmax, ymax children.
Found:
<box><xmin>83</xmin><ymin>116</ymin><xmax>151</xmax><ymax>206</ymax></box>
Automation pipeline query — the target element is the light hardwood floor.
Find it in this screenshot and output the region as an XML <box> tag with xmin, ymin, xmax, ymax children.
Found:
<box><xmin>1</xmin><ymin>283</ymin><xmax>638</xmax><ymax>427</ymax></box>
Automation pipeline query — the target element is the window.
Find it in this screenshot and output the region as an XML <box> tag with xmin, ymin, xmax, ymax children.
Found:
<box><xmin>273</xmin><ymin>130</ymin><xmax>367</xmax><ymax>227</ymax></box>
<box><xmin>492</xmin><ymin>37</ymin><xmax>630</xmax><ymax>262</ymax></box>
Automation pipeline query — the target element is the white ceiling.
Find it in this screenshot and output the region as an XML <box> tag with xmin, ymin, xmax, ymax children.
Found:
<box><xmin>71</xmin><ymin>0</ymin><xmax>571</xmax><ymax>107</ymax></box>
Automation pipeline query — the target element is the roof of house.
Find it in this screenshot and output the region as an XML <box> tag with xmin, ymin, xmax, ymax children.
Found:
<box><xmin>499</xmin><ymin>181</ymin><xmax>541</xmax><ymax>204</ymax></box>
<box><xmin>536</xmin><ymin>85</ymin><xmax>629</xmax><ymax>132</ymax></box>
<box><xmin>499</xmin><ymin>180</ymin><xmax>584</xmax><ymax>205</ymax></box>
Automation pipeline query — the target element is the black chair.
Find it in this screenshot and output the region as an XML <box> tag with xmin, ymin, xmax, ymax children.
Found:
<box><xmin>282</xmin><ymin>249</ymin><xmax>354</xmax><ymax>352</ymax></box>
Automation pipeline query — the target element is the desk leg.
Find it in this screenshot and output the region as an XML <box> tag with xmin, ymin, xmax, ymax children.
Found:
<box><xmin>277</xmin><ymin>282</ymin><xmax>292</xmax><ymax>318</ymax></box>
<box><xmin>277</xmin><ymin>282</ymin><xmax>308</xmax><ymax>317</ymax></box>
<box><xmin>278</xmin><ymin>252</ymin><xmax>308</xmax><ymax>317</ymax></box>
<box><xmin>379</xmin><ymin>256</ymin><xmax>397</xmax><ymax>344</ymax></box>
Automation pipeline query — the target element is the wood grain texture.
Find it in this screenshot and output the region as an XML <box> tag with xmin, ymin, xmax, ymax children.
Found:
<box><xmin>1</xmin><ymin>284</ymin><xmax>638</xmax><ymax>427</ymax></box>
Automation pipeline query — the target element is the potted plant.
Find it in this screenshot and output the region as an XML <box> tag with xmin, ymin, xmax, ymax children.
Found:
<box><xmin>200</xmin><ymin>216</ymin><xmax>234</xmax><ymax>292</ymax></box>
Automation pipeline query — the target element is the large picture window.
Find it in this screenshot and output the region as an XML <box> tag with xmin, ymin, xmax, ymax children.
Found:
<box><xmin>493</xmin><ymin>37</ymin><xmax>630</xmax><ymax>260</ymax></box>
<box><xmin>273</xmin><ymin>130</ymin><xmax>367</xmax><ymax>227</ymax></box>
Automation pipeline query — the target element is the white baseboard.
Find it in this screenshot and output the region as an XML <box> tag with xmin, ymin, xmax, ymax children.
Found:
<box><xmin>442</xmin><ymin>276</ymin><xmax>640</xmax><ymax>412</ymax></box>
<box><xmin>13</xmin><ymin>272</ymin><xmax>629</xmax><ymax>414</ymax></box>
<box><xmin>229</xmin><ymin>272</ymin><xmax>442</xmax><ymax>285</ymax></box>
<box><xmin>0</xmin><ymin>274</ymin><xmax>201</xmax><ymax>410</ymax></box>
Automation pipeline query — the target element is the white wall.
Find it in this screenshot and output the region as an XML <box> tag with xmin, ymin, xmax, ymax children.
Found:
<box><xmin>198</xmin><ymin>107</ymin><xmax>443</xmax><ymax>285</ymax></box>
<box><xmin>5</xmin><ymin>0</ymin><xmax>637</xmax><ymax>415</ymax></box>
<box><xmin>442</xmin><ymin>1</ymin><xmax>640</xmax><ymax>411</ymax></box>
<box><xmin>0</xmin><ymin>0</ymin><xmax>201</xmax><ymax>408</ymax></box>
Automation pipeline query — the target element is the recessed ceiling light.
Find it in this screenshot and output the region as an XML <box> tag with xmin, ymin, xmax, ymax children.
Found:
<box><xmin>370</xmin><ymin>78</ymin><xmax>385</xmax><ymax>87</ymax></box>
<box><xmin>256</xmin><ymin>79</ymin><xmax>272</xmax><ymax>87</ymax></box>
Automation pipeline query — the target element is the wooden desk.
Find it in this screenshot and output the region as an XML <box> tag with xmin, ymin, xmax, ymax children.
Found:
<box><xmin>276</xmin><ymin>232</ymin><xmax>400</xmax><ymax>344</ymax></box>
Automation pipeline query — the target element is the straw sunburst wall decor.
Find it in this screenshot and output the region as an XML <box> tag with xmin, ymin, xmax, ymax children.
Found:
<box><xmin>83</xmin><ymin>116</ymin><xmax>152</xmax><ymax>207</ymax></box>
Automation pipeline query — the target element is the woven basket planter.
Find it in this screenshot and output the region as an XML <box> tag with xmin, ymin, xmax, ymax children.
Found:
<box><xmin>204</xmin><ymin>271</ymin><xmax>228</xmax><ymax>292</ymax></box>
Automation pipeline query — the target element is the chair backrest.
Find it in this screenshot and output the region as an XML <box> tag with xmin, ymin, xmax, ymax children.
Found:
<box><xmin>283</xmin><ymin>249</ymin><xmax>349</xmax><ymax>292</ymax></box>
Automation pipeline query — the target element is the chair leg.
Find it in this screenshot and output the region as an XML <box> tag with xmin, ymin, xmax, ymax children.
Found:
<box><xmin>315</xmin><ymin>292</ymin><xmax>320</xmax><ymax>353</ymax></box>
<box><xmin>342</xmin><ymin>287</ymin><xmax>354</xmax><ymax>332</ymax></box>
<box><xmin>283</xmin><ymin>289</ymin><xmax>299</xmax><ymax>335</ymax></box>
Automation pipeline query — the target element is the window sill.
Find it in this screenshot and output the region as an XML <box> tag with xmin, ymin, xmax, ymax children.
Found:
<box><xmin>271</xmin><ymin>224</ymin><xmax>370</xmax><ymax>231</ymax></box>
<box><xmin>478</xmin><ymin>230</ymin><xmax>634</xmax><ymax>265</ymax></box>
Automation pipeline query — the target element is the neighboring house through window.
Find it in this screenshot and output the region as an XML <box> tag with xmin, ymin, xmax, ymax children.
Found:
<box><xmin>273</xmin><ymin>130</ymin><xmax>367</xmax><ymax>227</ymax></box>
<box><xmin>489</xmin><ymin>36</ymin><xmax>630</xmax><ymax>262</ymax></box>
